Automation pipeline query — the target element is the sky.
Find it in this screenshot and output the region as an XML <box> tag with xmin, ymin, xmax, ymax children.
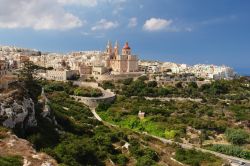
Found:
<box><xmin>0</xmin><ymin>0</ymin><xmax>250</xmax><ymax>74</ymax></box>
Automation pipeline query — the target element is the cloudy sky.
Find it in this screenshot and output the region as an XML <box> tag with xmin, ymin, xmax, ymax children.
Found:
<box><xmin>0</xmin><ymin>0</ymin><xmax>249</xmax><ymax>72</ymax></box>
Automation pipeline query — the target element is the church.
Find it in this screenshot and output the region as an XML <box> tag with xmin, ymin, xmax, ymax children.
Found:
<box><xmin>105</xmin><ymin>41</ymin><xmax>138</xmax><ymax>74</ymax></box>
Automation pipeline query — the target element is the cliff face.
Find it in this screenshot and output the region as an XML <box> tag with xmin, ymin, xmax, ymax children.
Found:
<box><xmin>40</xmin><ymin>88</ymin><xmax>58</xmax><ymax>126</ymax></box>
<box><xmin>0</xmin><ymin>92</ymin><xmax>37</xmax><ymax>129</ymax></box>
<box><xmin>0</xmin><ymin>131</ymin><xmax>58</xmax><ymax>166</ymax></box>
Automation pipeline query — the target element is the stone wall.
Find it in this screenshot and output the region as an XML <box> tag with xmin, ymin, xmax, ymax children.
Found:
<box><xmin>72</xmin><ymin>94</ymin><xmax>116</xmax><ymax>108</ymax></box>
<box><xmin>73</xmin><ymin>81</ymin><xmax>99</xmax><ymax>88</ymax></box>
<box><xmin>82</xmin><ymin>72</ymin><xmax>143</xmax><ymax>81</ymax></box>
<box><xmin>72</xmin><ymin>81</ymin><xmax>116</xmax><ymax>108</ymax></box>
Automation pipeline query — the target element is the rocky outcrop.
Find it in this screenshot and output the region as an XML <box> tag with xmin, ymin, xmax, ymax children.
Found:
<box><xmin>0</xmin><ymin>96</ymin><xmax>37</xmax><ymax>129</ymax></box>
<box><xmin>0</xmin><ymin>132</ymin><xmax>58</xmax><ymax>166</ymax></box>
<box><xmin>39</xmin><ymin>88</ymin><xmax>57</xmax><ymax>125</ymax></box>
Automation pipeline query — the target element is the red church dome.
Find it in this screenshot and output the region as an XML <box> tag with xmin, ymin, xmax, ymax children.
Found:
<box><xmin>123</xmin><ymin>42</ymin><xmax>131</xmax><ymax>49</ymax></box>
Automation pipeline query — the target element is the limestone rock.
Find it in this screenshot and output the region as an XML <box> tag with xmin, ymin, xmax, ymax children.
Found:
<box><xmin>0</xmin><ymin>97</ymin><xmax>37</xmax><ymax>129</ymax></box>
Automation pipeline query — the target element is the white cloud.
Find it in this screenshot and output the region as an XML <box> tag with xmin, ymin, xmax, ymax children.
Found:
<box><xmin>58</xmin><ymin>0</ymin><xmax>127</xmax><ymax>7</ymax></box>
<box><xmin>201</xmin><ymin>15</ymin><xmax>237</xmax><ymax>25</ymax></box>
<box><xmin>185</xmin><ymin>27</ymin><xmax>193</xmax><ymax>32</ymax></box>
<box><xmin>81</xmin><ymin>32</ymin><xmax>90</xmax><ymax>36</ymax></box>
<box><xmin>143</xmin><ymin>18</ymin><xmax>173</xmax><ymax>31</ymax></box>
<box><xmin>57</xmin><ymin>0</ymin><xmax>98</xmax><ymax>7</ymax></box>
<box><xmin>107</xmin><ymin>0</ymin><xmax>127</xmax><ymax>5</ymax></box>
<box><xmin>112</xmin><ymin>6</ymin><xmax>124</xmax><ymax>15</ymax></box>
<box><xmin>0</xmin><ymin>0</ymin><xmax>83</xmax><ymax>30</ymax></box>
<box><xmin>91</xmin><ymin>19</ymin><xmax>119</xmax><ymax>31</ymax></box>
<box><xmin>128</xmin><ymin>17</ymin><xmax>137</xmax><ymax>28</ymax></box>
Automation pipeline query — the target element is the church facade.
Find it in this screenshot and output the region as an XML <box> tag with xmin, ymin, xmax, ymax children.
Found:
<box><xmin>105</xmin><ymin>41</ymin><xmax>138</xmax><ymax>74</ymax></box>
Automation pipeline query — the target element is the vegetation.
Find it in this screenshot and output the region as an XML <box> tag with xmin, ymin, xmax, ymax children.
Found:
<box><xmin>74</xmin><ymin>87</ymin><xmax>102</xmax><ymax>97</ymax></box>
<box><xmin>43</xmin><ymin>81</ymin><xmax>75</xmax><ymax>94</ymax></box>
<box><xmin>0</xmin><ymin>127</ymin><xmax>8</xmax><ymax>139</ymax></box>
<box><xmin>225</xmin><ymin>128</ymin><xmax>249</xmax><ymax>145</ymax></box>
<box><xmin>206</xmin><ymin>144</ymin><xmax>250</xmax><ymax>160</ymax></box>
<box><xmin>12</xmin><ymin>66</ymin><xmax>250</xmax><ymax>164</ymax></box>
<box><xmin>129</xmin><ymin>139</ymin><xmax>159</xmax><ymax>166</ymax></box>
<box><xmin>43</xmin><ymin>81</ymin><xmax>103</xmax><ymax>97</ymax></box>
<box><xmin>110</xmin><ymin>154</ymin><xmax>128</xmax><ymax>166</ymax></box>
<box><xmin>0</xmin><ymin>156</ymin><xmax>23</xmax><ymax>166</ymax></box>
<box><xmin>97</xmin><ymin>96</ymin><xmax>230</xmax><ymax>139</ymax></box>
<box><xmin>97</xmin><ymin>77</ymin><xmax>250</xmax><ymax>160</ymax></box>
<box><xmin>24</xmin><ymin>91</ymin><xmax>125</xmax><ymax>165</ymax></box>
<box><xmin>21</xmin><ymin>80</ymin><xmax>157</xmax><ymax>165</ymax></box>
<box><xmin>18</xmin><ymin>61</ymin><xmax>42</xmax><ymax>101</ymax></box>
<box><xmin>111</xmin><ymin>76</ymin><xmax>250</xmax><ymax>102</ymax></box>
<box><xmin>100</xmin><ymin>81</ymin><xmax>115</xmax><ymax>90</ymax></box>
<box><xmin>175</xmin><ymin>148</ymin><xmax>223</xmax><ymax>166</ymax></box>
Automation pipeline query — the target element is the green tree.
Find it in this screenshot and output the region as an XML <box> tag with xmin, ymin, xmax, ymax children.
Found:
<box><xmin>18</xmin><ymin>61</ymin><xmax>42</xmax><ymax>101</ymax></box>
<box><xmin>18</xmin><ymin>61</ymin><xmax>41</xmax><ymax>83</ymax></box>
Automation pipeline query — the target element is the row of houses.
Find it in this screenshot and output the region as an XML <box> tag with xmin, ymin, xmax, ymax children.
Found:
<box><xmin>139</xmin><ymin>61</ymin><xmax>236</xmax><ymax>80</ymax></box>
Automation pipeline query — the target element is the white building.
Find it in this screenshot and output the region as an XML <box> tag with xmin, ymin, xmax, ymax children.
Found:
<box><xmin>92</xmin><ymin>66</ymin><xmax>108</xmax><ymax>75</ymax></box>
<box><xmin>46</xmin><ymin>69</ymin><xmax>79</xmax><ymax>81</ymax></box>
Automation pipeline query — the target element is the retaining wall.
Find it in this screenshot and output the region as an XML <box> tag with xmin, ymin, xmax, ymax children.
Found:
<box><xmin>72</xmin><ymin>81</ymin><xmax>116</xmax><ymax>108</ymax></box>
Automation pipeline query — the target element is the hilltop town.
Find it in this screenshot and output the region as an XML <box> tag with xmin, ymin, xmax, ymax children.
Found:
<box><xmin>0</xmin><ymin>42</ymin><xmax>249</xmax><ymax>166</ymax></box>
<box><xmin>0</xmin><ymin>41</ymin><xmax>236</xmax><ymax>89</ymax></box>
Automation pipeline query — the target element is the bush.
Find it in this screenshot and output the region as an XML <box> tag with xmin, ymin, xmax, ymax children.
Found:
<box><xmin>101</xmin><ymin>81</ymin><xmax>115</xmax><ymax>90</ymax></box>
<box><xmin>137</xmin><ymin>75</ymin><xmax>148</xmax><ymax>82</ymax></box>
<box><xmin>53</xmin><ymin>138</ymin><xmax>104</xmax><ymax>166</ymax></box>
<box><xmin>165</xmin><ymin>130</ymin><xmax>177</xmax><ymax>139</ymax></box>
<box><xmin>147</xmin><ymin>81</ymin><xmax>158</xmax><ymax>88</ymax></box>
<box><xmin>96</xmin><ymin>102</ymin><xmax>112</xmax><ymax>112</ymax></box>
<box><xmin>225</xmin><ymin>128</ymin><xmax>249</xmax><ymax>145</ymax></box>
<box><xmin>110</xmin><ymin>154</ymin><xmax>128</xmax><ymax>166</ymax></box>
<box><xmin>136</xmin><ymin>156</ymin><xmax>157</xmax><ymax>166</ymax></box>
<box><xmin>175</xmin><ymin>148</ymin><xmax>222</xmax><ymax>166</ymax></box>
<box><xmin>74</xmin><ymin>87</ymin><xmax>102</xmax><ymax>97</ymax></box>
<box><xmin>122</xmin><ymin>78</ymin><xmax>133</xmax><ymax>85</ymax></box>
<box><xmin>207</xmin><ymin>144</ymin><xmax>250</xmax><ymax>160</ymax></box>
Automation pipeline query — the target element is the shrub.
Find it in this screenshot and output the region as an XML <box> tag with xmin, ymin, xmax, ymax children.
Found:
<box><xmin>147</xmin><ymin>81</ymin><xmax>158</xmax><ymax>88</ymax></box>
<box><xmin>102</xmin><ymin>81</ymin><xmax>115</xmax><ymax>90</ymax></box>
<box><xmin>137</xmin><ymin>75</ymin><xmax>148</xmax><ymax>82</ymax></box>
<box><xmin>110</xmin><ymin>154</ymin><xmax>128</xmax><ymax>166</ymax></box>
<box><xmin>122</xmin><ymin>78</ymin><xmax>133</xmax><ymax>85</ymax></box>
<box><xmin>44</xmin><ymin>83</ymin><xmax>64</xmax><ymax>92</ymax></box>
<box><xmin>175</xmin><ymin>148</ymin><xmax>221</xmax><ymax>166</ymax></box>
<box><xmin>74</xmin><ymin>87</ymin><xmax>102</xmax><ymax>97</ymax></box>
<box><xmin>225</xmin><ymin>128</ymin><xmax>249</xmax><ymax>145</ymax></box>
<box><xmin>165</xmin><ymin>130</ymin><xmax>177</xmax><ymax>139</ymax></box>
<box><xmin>136</xmin><ymin>156</ymin><xmax>157</xmax><ymax>166</ymax></box>
<box><xmin>206</xmin><ymin>144</ymin><xmax>250</xmax><ymax>160</ymax></box>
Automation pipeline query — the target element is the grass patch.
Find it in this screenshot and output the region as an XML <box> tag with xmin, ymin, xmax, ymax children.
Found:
<box><xmin>175</xmin><ymin>148</ymin><xmax>223</xmax><ymax>166</ymax></box>
<box><xmin>205</xmin><ymin>144</ymin><xmax>250</xmax><ymax>160</ymax></box>
<box><xmin>0</xmin><ymin>156</ymin><xmax>23</xmax><ymax>166</ymax></box>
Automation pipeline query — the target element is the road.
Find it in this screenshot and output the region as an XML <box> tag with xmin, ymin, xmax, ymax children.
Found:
<box><xmin>90</xmin><ymin>108</ymin><xmax>250</xmax><ymax>166</ymax></box>
<box><xmin>145</xmin><ymin>96</ymin><xmax>203</xmax><ymax>102</ymax></box>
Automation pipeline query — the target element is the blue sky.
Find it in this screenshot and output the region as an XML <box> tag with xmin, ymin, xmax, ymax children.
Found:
<box><xmin>0</xmin><ymin>0</ymin><xmax>249</xmax><ymax>73</ymax></box>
